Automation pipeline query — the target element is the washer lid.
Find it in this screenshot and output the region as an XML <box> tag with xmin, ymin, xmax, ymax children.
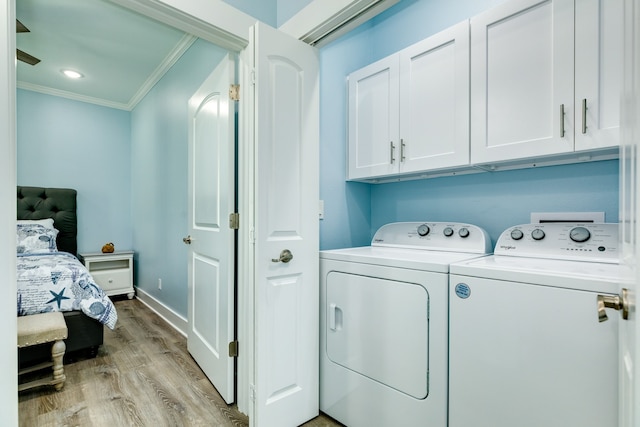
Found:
<box><xmin>450</xmin><ymin>255</ymin><xmax>630</xmax><ymax>294</ymax></box>
<box><xmin>320</xmin><ymin>246</ymin><xmax>490</xmax><ymax>273</ymax></box>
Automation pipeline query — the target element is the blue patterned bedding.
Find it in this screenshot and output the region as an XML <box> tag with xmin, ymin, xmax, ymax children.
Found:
<box><xmin>17</xmin><ymin>252</ymin><xmax>118</xmax><ymax>329</ymax></box>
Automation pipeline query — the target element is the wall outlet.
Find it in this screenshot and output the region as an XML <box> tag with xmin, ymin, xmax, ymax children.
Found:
<box><xmin>158</xmin><ymin>278</ymin><xmax>162</xmax><ymax>290</ymax></box>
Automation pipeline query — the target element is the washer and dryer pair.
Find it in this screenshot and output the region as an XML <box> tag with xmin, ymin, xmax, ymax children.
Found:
<box><xmin>319</xmin><ymin>222</ymin><xmax>492</xmax><ymax>427</ymax></box>
<box><xmin>320</xmin><ymin>221</ymin><xmax>624</xmax><ymax>427</ymax></box>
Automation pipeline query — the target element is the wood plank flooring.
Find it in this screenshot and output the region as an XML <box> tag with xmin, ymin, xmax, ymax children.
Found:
<box><xmin>18</xmin><ymin>298</ymin><xmax>342</xmax><ymax>427</ymax></box>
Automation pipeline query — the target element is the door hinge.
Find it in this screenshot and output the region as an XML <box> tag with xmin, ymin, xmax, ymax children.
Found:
<box><xmin>229</xmin><ymin>84</ymin><xmax>240</xmax><ymax>101</ymax></box>
<box><xmin>229</xmin><ymin>212</ymin><xmax>239</xmax><ymax>230</ymax></box>
<box><xmin>228</xmin><ymin>340</ymin><xmax>238</xmax><ymax>357</ymax></box>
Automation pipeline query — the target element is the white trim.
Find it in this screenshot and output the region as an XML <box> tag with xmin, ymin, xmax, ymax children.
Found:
<box><xmin>17</xmin><ymin>34</ymin><xmax>197</xmax><ymax>111</ymax></box>
<box><xmin>127</xmin><ymin>34</ymin><xmax>197</xmax><ymax>109</ymax></box>
<box><xmin>237</xmin><ymin>34</ymin><xmax>256</xmax><ymax>417</ymax></box>
<box><xmin>108</xmin><ymin>0</ymin><xmax>254</xmax><ymax>51</ymax></box>
<box><xmin>16</xmin><ymin>81</ymin><xmax>131</xmax><ymax>110</ymax></box>
<box><xmin>278</xmin><ymin>0</ymin><xmax>400</xmax><ymax>46</ymax></box>
<box><xmin>1</xmin><ymin>0</ymin><xmax>18</xmax><ymax>423</ymax></box>
<box><xmin>135</xmin><ymin>288</ymin><xmax>188</xmax><ymax>337</ymax></box>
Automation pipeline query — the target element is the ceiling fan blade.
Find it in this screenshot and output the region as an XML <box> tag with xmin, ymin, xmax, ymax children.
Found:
<box><xmin>16</xmin><ymin>19</ymin><xmax>29</xmax><ymax>33</ymax></box>
<box><xmin>17</xmin><ymin>49</ymin><xmax>40</xmax><ymax>66</ymax></box>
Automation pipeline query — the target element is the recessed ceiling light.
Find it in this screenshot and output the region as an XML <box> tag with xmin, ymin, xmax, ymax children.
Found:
<box><xmin>62</xmin><ymin>69</ymin><xmax>83</xmax><ymax>79</ymax></box>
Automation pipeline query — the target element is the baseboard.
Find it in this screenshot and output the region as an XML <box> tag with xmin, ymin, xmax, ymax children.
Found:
<box><xmin>134</xmin><ymin>288</ymin><xmax>188</xmax><ymax>337</ymax></box>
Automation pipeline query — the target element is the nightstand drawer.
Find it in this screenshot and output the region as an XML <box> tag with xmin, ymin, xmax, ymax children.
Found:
<box><xmin>91</xmin><ymin>269</ymin><xmax>131</xmax><ymax>291</ymax></box>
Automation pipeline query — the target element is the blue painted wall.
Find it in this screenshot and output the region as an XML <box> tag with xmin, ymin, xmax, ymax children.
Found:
<box><xmin>130</xmin><ymin>39</ymin><xmax>229</xmax><ymax>316</ymax></box>
<box><xmin>319</xmin><ymin>0</ymin><xmax>620</xmax><ymax>249</ymax></box>
<box><xmin>16</xmin><ymin>89</ymin><xmax>132</xmax><ymax>254</ymax></box>
<box><xmin>370</xmin><ymin>161</ymin><xmax>619</xmax><ymax>246</ymax></box>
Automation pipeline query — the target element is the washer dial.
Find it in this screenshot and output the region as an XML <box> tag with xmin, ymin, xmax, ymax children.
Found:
<box><xmin>531</xmin><ymin>229</ymin><xmax>545</xmax><ymax>241</ymax></box>
<box><xmin>443</xmin><ymin>227</ymin><xmax>454</xmax><ymax>237</ymax></box>
<box><xmin>417</xmin><ymin>224</ymin><xmax>430</xmax><ymax>236</ymax></box>
<box><xmin>458</xmin><ymin>227</ymin><xmax>470</xmax><ymax>238</ymax></box>
<box><xmin>569</xmin><ymin>226</ymin><xmax>591</xmax><ymax>243</ymax></box>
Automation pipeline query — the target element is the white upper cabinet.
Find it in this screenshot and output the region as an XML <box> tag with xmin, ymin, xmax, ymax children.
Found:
<box><xmin>399</xmin><ymin>21</ymin><xmax>470</xmax><ymax>174</ymax></box>
<box><xmin>574</xmin><ymin>0</ymin><xmax>623</xmax><ymax>151</ymax></box>
<box><xmin>347</xmin><ymin>55</ymin><xmax>400</xmax><ymax>180</ymax></box>
<box><xmin>346</xmin><ymin>0</ymin><xmax>622</xmax><ymax>182</ymax></box>
<box><xmin>471</xmin><ymin>0</ymin><xmax>622</xmax><ymax>165</ymax></box>
<box><xmin>347</xmin><ymin>21</ymin><xmax>470</xmax><ymax>180</ymax></box>
<box><xmin>470</xmin><ymin>0</ymin><xmax>575</xmax><ymax>164</ymax></box>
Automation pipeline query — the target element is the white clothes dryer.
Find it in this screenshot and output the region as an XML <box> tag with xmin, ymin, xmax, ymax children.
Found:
<box><xmin>320</xmin><ymin>222</ymin><xmax>491</xmax><ymax>427</ymax></box>
<box><xmin>449</xmin><ymin>223</ymin><xmax>627</xmax><ymax>427</ymax></box>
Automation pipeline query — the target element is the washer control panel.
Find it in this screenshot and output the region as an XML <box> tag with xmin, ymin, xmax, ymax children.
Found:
<box><xmin>372</xmin><ymin>222</ymin><xmax>492</xmax><ymax>254</ymax></box>
<box><xmin>495</xmin><ymin>223</ymin><xmax>619</xmax><ymax>263</ymax></box>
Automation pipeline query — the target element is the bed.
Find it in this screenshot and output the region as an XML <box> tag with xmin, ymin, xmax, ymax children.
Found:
<box><xmin>17</xmin><ymin>186</ymin><xmax>117</xmax><ymax>367</ymax></box>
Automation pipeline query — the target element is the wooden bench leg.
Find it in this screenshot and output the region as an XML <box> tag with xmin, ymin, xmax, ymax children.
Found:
<box><xmin>51</xmin><ymin>340</ymin><xmax>66</xmax><ymax>391</ymax></box>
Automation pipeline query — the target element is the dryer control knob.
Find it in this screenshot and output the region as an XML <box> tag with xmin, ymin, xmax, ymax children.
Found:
<box><xmin>570</xmin><ymin>226</ymin><xmax>591</xmax><ymax>243</ymax></box>
<box><xmin>531</xmin><ymin>228</ymin><xmax>546</xmax><ymax>240</ymax></box>
<box><xmin>458</xmin><ymin>227</ymin><xmax>470</xmax><ymax>238</ymax></box>
<box><xmin>417</xmin><ymin>224</ymin><xmax>430</xmax><ymax>236</ymax></box>
<box><xmin>443</xmin><ymin>227</ymin><xmax>454</xmax><ymax>237</ymax></box>
<box><xmin>510</xmin><ymin>229</ymin><xmax>524</xmax><ymax>240</ymax></box>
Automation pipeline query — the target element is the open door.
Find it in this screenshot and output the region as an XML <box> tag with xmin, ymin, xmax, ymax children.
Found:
<box><xmin>248</xmin><ymin>22</ymin><xmax>320</xmax><ymax>426</ymax></box>
<box><xmin>186</xmin><ymin>54</ymin><xmax>236</xmax><ymax>404</ymax></box>
<box><xmin>620</xmin><ymin>0</ymin><xmax>639</xmax><ymax>424</ymax></box>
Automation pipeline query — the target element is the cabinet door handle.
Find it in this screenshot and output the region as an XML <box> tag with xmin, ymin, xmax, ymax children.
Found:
<box><xmin>390</xmin><ymin>141</ymin><xmax>395</xmax><ymax>164</ymax></box>
<box><xmin>560</xmin><ymin>104</ymin><xmax>565</xmax><ymax>138</ymax></box>
<box><xmin>581</xmin><ymin>98</ymin><xmax>587</xmax><ymax>134</ymax></box>
<box><xmin>400</xmin><ymin>139</ymin><xmax>406</xmax><ymax>162</ymax></box>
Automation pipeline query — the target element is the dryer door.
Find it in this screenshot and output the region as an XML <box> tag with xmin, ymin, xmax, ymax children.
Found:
<box><xmin>326</xmin><ymin>271</ymin><xmax>429</xmax><ymax>399</ymax></box>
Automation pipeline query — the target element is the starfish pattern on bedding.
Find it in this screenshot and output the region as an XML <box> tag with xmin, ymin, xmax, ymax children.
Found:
<box><xmin>47</xmin><ymin>288</ymin><xmax>70</xmax><ymax>309</ymax></box>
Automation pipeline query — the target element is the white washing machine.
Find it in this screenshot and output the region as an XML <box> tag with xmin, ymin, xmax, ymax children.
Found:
<box><xmin>320</xmin><ymin>222</ymin><xmax>491</xmax><ymax>427</ymax></box>
<box><xmin>449</xmin><ymin>222</ymin><xmax>627</xmax><ymax>427</ymax></box>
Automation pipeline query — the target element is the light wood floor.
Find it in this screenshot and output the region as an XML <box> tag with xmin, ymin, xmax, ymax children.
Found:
<box><xmin>19</xmin><ymin>298</ymin><xmax>342</xmax><ymax>427</ymax></box>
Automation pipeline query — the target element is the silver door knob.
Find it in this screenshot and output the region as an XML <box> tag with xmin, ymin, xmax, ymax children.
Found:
<box><xmin>272</xmin><ymin>249</ymin><xmax>293</xmax><ymax>263</ymax></box>
<box><xmin>183</xmin><ymin>235</ymin><xmax>192</xmax><ymax>245</ymax></box>
<box><xmin>597</xmin><ymin>289</ymin><xmax>629</xmax><ymax>322</ymax></box>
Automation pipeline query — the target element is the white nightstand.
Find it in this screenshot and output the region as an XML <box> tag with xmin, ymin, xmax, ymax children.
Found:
<box><xmin>82</xmin><ymin>251</ymin><xmax>134</xmax><ymax>299</ymax></box>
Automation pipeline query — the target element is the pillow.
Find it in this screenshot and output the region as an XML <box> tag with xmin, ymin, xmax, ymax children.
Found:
<box><xmin>17</xmin><ymin>218</ymin><xmax>55</xmax><ymax>230</ymax></box>
<box><xmin>16</xmin><ymin>223</ymin><xmax>59</xmax><ymax>254</ymax></box>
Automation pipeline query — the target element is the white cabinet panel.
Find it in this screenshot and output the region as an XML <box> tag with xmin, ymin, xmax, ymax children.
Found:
<box><xmin>347</xmin><ymin>55</ymin><xmax>400</xmax><ymax>180</ymax></box>
<box><xmin>471</xmin><ymin>0</ymin><xmax>574</xmax><ymax>164</ymax></box>
<box><xmin>574</xmin><ymin>0</ymin><xmax>623</xmax><ymax>151</ymax></box>
<box><xmin>399</xmin><ymin>20</ymin><xmax>470</xmax><ymax>172</ymax></box>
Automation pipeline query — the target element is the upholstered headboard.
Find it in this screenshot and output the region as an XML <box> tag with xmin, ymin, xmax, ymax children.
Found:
<box><xmin>17</xmin><ymin>186</ymin><xmax>78</xmax><ymax>257</ymax></box>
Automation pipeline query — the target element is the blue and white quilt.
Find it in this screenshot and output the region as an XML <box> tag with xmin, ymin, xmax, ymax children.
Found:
<box><xmin>17</xmin><ymin>252</ymin><xmax>118</xmax><ymax>329</ymax></box>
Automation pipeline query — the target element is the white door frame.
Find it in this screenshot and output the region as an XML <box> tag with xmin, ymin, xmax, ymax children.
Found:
<box><xmin>0</xmin><ymin>2</ymin><xmax>18</xmax><ymax>425</ymax></box>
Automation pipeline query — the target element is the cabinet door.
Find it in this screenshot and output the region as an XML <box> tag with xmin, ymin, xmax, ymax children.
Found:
<box><xmin>347</xmin><ymin>55</ymin><xmax>400</xmax><ymax>180</ymax></box>
<box><xmin>574</xmin><ymin>0</ymin><xmax>623</xmax><ymax>151</ymax></box>
<box><xmin>399</xmin><ymin>20</ymin><xmax>470</xmax><ymax>173</ymax></box>
<box><xmin>470</xmin><ymin>0</ymin><xmax>574</xmax><ymax>164</ymax></box>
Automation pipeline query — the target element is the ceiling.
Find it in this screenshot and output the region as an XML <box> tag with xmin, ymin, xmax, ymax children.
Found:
<box><xmin>16</xmin><ymin>0</ymin><xmax>196</xmax><ymax>110</ymax></box>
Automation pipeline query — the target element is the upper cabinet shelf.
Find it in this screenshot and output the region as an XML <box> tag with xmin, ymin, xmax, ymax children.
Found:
<box><xmin>347</xmin><ymin>0</ymin><xmax>622</xmax><ymax>183</ymax></box>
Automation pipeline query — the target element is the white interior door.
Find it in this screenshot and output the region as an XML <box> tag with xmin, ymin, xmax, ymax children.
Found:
<box><xmin>251</xmin><ymin>22</ymin><xmax>320</xmax><ymax>427</ymax></box>
<box><xmin>186</xmin><ymin>54</ymin><xmax>236</xmax><ymax>404</ymax></box>
<box><xmin>620</xmin><ymin>0</ymin><xmax>639</xmax><ymax>425</ymax></box>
